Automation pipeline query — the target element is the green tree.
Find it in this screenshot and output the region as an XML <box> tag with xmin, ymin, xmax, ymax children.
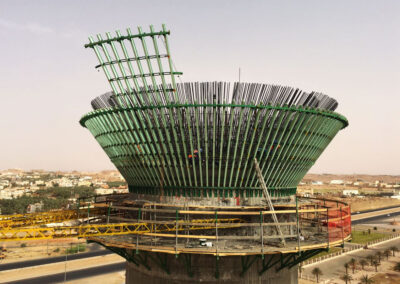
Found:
<box><xmin>106</xmin><ymin>181</ymin><xmax>126</xmax><ymax>188</ymax></box>
<box><xmin>372</xmin><ymin>259</ymin><xmax>380</xmax><ymax>272</ymax></box>
<box><xmin>344</xmin><ymin>262</ymin><xmax>350</xmax><ymax>274</ymax></box>
<box><xmin>384</xmin><ymin>249</ymin><xmax>391</xmax><ymax>260</ymax></box>
<box><xmin>312</xmin><ymin>267</ymin><xmax>323</xmax><ymax>283</ymax></box>
<box><xmin>359</xmin><ymin>259</ymin><xmax>368</xmax><ymax>270</ymax></box>
<box><xmin>366</xmin><ymin>255</ymin><xmax>375</xmax><ymax>266</ymax></box>
<box><xmin>359</xmin><ymin>275</ymin><xmax>374</xmax><ymax>284</ymax></box>
<box><xmin>349</xmin><ymin>258</ymin><xmax>357</xmax><ymax>274</ymax></box>
<box><xmin>390</xmin><ymin>246</ymin><xmax>399</xmax><ymax>256</ymax></box>
<box><xmin>375</xmin><ymin>251</ymin><xmax>383</xmax><ymax>263</ymax></box>
<box><xmin>394</xmin><ymin>262</ymin><xmax>400</xmax><ymax>272</ymax></box>
<box><xmin>340</xmin><ymin>273</ymin><xmax>353</xmax><ymax>284</ymax></box>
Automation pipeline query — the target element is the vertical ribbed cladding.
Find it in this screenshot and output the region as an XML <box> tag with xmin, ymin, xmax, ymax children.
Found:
<box><xmin>81</xmin><ymin>25</ymin><xmax>347</xmax><ymax>198</ymax></box>
<box><xmin>80</xmin><ymin>82</ymin><xmax>348</xmax><ymax>198</ymax></box>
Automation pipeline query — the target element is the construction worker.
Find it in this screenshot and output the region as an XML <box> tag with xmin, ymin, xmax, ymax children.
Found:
<box><xmin>193</xmin><ymin>149</ymin><xmax>199</xmax><ymax>163</ymax></box>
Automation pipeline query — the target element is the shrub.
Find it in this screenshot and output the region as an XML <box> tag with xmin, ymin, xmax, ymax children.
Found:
<box><xmin>20</xmin><ymin>243</ymin><xmax>27</xmax><ymax>248</ymax></box>
<box><xmin>66</xmin><ymin>244</ymin><xmax>86</xmax><ymax>254</ymax></box>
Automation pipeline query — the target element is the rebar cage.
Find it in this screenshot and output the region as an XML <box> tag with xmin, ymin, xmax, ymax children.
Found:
<box><xmin>80</xmin><ymin>25</ymin><xmax>348</xmax><ymax>198</ymax></box>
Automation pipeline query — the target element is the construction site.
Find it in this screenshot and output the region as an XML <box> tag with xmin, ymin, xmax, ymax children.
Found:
<box><xmin>0</xmin><ymin>24</ymin><xmax>351</xmax><ymax>283</ymax></box>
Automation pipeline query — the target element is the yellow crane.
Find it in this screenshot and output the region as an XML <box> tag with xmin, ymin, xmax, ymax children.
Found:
<box><xmin>0</xmin><ymin>208</ymin><xmax>243</xmax><ymax>241</ymax></box>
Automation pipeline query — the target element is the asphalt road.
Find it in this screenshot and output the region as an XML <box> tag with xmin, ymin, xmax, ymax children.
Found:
<box><xmin>0</xmin><ymin>248</ymin><xmax>112</xmax><ymax>271</ymax></box>
<box><xmin>352</xmin><ymin>208</ymin><xmax>400</xmax><ymax>225</ymax></box>
<box><xmin>5</xmin><ymin>262</ymin><xmax>125</xmax><ymax>284</ymax></box>
<box><xmin>351</xmin><ymin>204</ymin><xmax>400</xmax><ymax>215</ymax></box>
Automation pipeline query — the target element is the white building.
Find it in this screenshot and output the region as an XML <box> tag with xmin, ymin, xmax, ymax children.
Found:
<box><xmin>29</xmin><ymin>186</ymin><xmax>40</xmax><ymax>191</ymax></box>
<box><xmin>94</xmin><ymin>188</ymin><xmax>115</xmax><ymax>195</ymax></box>
<box><xmin>343</xmin><ymin>189</ymin><xmax>359</xmax><ymax>196</ymax></box>
<box><xmin>330</xmin><ymin>180</ymin><xmax>344</xmax><ymax>185</ymax></box>
<box><xmin>27</xmin><ymin>202</ymin><xmax>43</xmax><ymax>213</ymax></box>
<box><xmin>35</xmin><ymin>180</ymin><xmax>45</xmax><ymax>186</ymax></box>
<box><xmin>77</xmin><ymin>180</ymin><xmax>92</xmax><ymax>187</ymax></box>
<box><xmin>51</xmin><ymin>177</ymin><xmax>74</xmax><ymax>187</ymax></box>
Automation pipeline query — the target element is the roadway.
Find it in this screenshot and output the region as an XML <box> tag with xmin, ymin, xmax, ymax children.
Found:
<box><xmin>352</xmin><ymin>206</ymin><xmax>400</xmax><ymax>224</ymax></box>
<box><xmin>303</xmin><ymin>234</ymin><xmax>400</xmax><ymax>280</ymax></box>
<box><xmin>0</xmin><ymin>248</ymin><xmax>112</xmax><ymax>271</ymax></box>
<box><xmin>5</xmin><ymin>262</ymin><xmax>125</xmax><ymax>284</ymax></box>
<box><xmin>303</xmin><ymin>211</ymin><xmax>400</xmax><ymax>281</ymax></box>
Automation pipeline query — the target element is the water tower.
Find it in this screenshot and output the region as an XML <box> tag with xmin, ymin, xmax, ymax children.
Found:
<box><xmin>80</xmin><ymin>25</ymin><xmax>350</xmax><ymax>284</ymax></box>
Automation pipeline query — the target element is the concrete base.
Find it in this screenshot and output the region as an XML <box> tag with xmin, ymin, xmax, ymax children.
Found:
<box><xmin>125</xmin><ymin>252</ymin><xmax>298</xmax><ymax>284</ymax></box>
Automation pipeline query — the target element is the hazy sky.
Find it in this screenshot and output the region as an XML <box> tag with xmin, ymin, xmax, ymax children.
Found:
<box><xmin>0</xmin><ymin>1</ymin><xmax>399</xmax><ymax>174</ymax></box>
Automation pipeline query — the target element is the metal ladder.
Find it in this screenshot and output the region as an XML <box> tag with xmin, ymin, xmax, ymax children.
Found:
<box><xmin>254</xmin><ymin>158</ymin><xmax>286</xmax><ymax>246</ymax></box>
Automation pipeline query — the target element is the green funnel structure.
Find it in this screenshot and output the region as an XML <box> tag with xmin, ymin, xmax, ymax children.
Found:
<box><xmin>80</xmin><ymin>25</ymin><xmax>348</xmax><ymax>199</ymax></box>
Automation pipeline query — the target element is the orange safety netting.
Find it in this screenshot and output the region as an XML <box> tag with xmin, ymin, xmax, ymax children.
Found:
<box><xmin>326</xmin><ymin>205</ymin><xmax>351</xmax><ymax>243</ymax></box>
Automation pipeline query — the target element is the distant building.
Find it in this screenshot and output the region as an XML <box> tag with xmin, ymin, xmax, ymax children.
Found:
<box><xmin>311</xmin><ymin>181</ymin><xmax>323</xmax><ymax>185</ymax></box>
<box><xmin>35</xmin><ymin>180</ymin><xmax>45</xmax><ymax>186</ymax></box>
<box><xmin>94</xmin><ymin>188</ymin><xmax>114</xmax><ymax>195</ymax></box>
<box><xmin>81</xmin><ymin>176</ymin><xmax>92</xmax><ymax>181</ymax></box>
<box><xmin>330</xmin><ymin>180</ymin><xmax>344</xmax><ymax>185</ymax></box>
<box><xmin>94</xmin><ymin>187</ymin><xmax>128</xmax><ymax>195</ymax></box>
<box><xmin>299</xmin><ymin>188</ymin><xmax>314</xmax><ymax>197</ymax></box>
<box><xmin>343</xmin><ymin>189</ymin><xmax>359</xmax><ymax>196</ymax></box>
<box><xmin>51</xmin><ymin>177</ymin><xmax>74</xmax><ymax>187</ymax></box>
<box><xmin>29</xmin><ymin>186</ymin><xmax>40</xmax><ymax>191</ymax></box>
<box><xmin>77</xmin><ymin>180</ymin><xmax>92</xmax><ymax>187</ymax></box>
<box><xmin>0</xmin><ymin>190</ymin><xmax>12</xmax><ymax>199</ymax></box>
<box><xmin>114</xmin><ymin>187</ymin><xmax>129</xmax><ymax>194</ymax></box>
<box><xmin>27</xmin><ymin>202</ymin><xmax>43</xmax><ymax>213</ymax></box>
<box><xmin>0</xmin><ymin>180</ymin><xmax>10</xmax><ymax>190</ymax></box>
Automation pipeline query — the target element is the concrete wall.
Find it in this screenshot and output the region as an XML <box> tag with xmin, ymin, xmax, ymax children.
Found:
<box><xmin>125</xmin><ymin>252</ymin><xmax>298</xmax><ymax>284</ymax></box>
<box><xmin>130</xmin><ymin>193</ymin><xmax>294</xmax><ymax>207</ymax></box>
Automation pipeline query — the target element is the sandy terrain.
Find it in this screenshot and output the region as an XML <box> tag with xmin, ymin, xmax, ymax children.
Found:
<box><xmin>298</xmin><ymin>173</ymin><xmax>400</xmax><ymax>213</ymax></box>
<box><xmin>0</xmin><ymin>238</ymin><xmax>86</xmax><ymax>263</ymax></box>
<box><xmin>371</xmin><ymin>272</ymin><xmax>400</xmax><ymax>284</ymax></box>
<box><xmin>349</xmin><ymin>198</ymin><xmax>400</xmax><ymax>212</ymax></box>
<box><xmin>303</xmin><ymin>174</ymin><xmax>400</xmax><ymax>184</ymax></box>
<box><xmin>67</xmin><ymin>271</ymin><xmax>125</xmax><ymax>284</ymax></box>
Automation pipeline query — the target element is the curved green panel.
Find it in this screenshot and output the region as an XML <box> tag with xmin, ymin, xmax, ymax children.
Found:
<box><xmin>81</xmin><ymin>85</ymin><xmax>347</xmax><ymax>198</ymax></box>
<box><xmin>81</xmin><ymin>25</ymin><xmax>348</xmax><ymax>198</ymax></box>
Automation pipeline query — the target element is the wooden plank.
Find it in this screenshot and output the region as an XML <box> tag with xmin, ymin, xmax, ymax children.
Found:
<box><xmin>108</xmin><ymin>217</ymin><xmax>296</xmax><ymax>227</ymax></box>
<box><xmin>111</xmin><ymin>206</ymin><xmax>327</xmax><ymax>215</ymax></box>
<box><xmin>132</xmin><ymin>232</ymin><xmax>298</xmax><ymax>240</ymax></box>
<box><xmin>87</xmin><ymin>235</ymin><xmax>351</xmax><ymax>256</ymax></box>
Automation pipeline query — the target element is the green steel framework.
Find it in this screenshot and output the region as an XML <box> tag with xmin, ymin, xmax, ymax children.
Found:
<box><xmin>80</xmin><ymin>25</ymin><xmax>348</xmax><ymax>198</ymax></box>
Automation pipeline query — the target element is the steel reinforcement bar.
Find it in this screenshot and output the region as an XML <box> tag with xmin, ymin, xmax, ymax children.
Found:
<box><xmin>80</xmin><ymin>25</ymin><xmax>348</xmax><ymax>198</ymax></box>
<box><xmin>81</xmin><ymin>93</ymin><xmax>347</xmax><ymax>197</ymax></box>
